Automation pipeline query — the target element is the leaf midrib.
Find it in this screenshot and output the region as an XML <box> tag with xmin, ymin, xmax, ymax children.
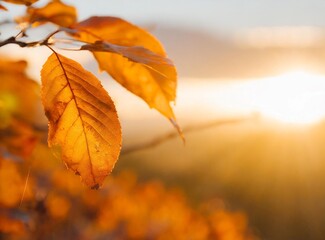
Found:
<box><xmin>52</xmin><ymin>51</ymin><xmax>96</xmax><ymax>183</ymax></box>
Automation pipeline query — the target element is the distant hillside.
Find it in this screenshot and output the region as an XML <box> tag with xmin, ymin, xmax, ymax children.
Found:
<box><xmin>152</xmin><ymin>26</ymin><xmax>325</xmax><ymax>79</ymax></box>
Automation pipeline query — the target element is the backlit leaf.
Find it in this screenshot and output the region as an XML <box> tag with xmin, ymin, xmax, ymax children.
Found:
<box><xmin>21</xmin><ymin>1</ymin><xmax>77</xmax><ymax>27</ymax></box>
<box><xmin>71</xmin><ymin>16</ymin><xmax>177</xmax><ymax>120</ymax></box>
<box><xmin>80</xmin><ymin>41</ymin><xmax>173</xmax><ymax>66</ymax></box>
<box><xmin>2</xmin><ymin>0</ymin><xmax>37</xmax><ymax>6</ymax></box>
<box><xmin>41</xmin><ymin>52</ymin><xmax>121</xmax><ymax>188</ymax></box>
<box><xmin>0</xmin><ymin>4</ymin><xmax>7</xmax><ymax>10</ymax></box>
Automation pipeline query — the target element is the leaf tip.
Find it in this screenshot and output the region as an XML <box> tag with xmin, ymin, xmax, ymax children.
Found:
<box><xmin>169</xmin><ymin>118</ymin><xmax>185</xmax><ymax>144</ymax></box>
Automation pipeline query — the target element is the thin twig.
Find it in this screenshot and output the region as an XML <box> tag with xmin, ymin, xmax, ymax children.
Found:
<box><xmin>0</xmin><ymin>19</ymin><xmax>15</xmax><ymax>26</ymax></box>
<box><xmin>0</xmin><ymin>29</ymin><xmax>61</xmax><ymax>48</ymax></box>
<box><xmin>121</xmin><ymin>114</ymin><xmax>260</xmax><ymax>155</ymax></box>
<box><xmin>20</xmin><ymin>165</ymin><xmax>31</xmax><ymax>207</ymax></box>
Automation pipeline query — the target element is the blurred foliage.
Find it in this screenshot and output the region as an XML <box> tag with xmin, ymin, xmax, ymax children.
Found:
<box><xmin>0</xmin><ymin>57</ymin><xmax>259</xmax><ymax>239</ymax></box>
<box><xmin>0</xmin><ymin>156</ymin><xmax>258</xmax><ymax>240</ymax></box>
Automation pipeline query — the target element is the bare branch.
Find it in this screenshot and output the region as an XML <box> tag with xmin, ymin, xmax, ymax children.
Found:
<box><xmin>0</xmin><ymin>29</ymin><xmax>61</xmax><ymax>48</ymax></box>
<box><xmin>0</xmin><ymin>19</ymin><xmax>15</xmax><ymax>26</ymax></box>
<box><xmin>0</xmin><ymin>36</ymin><xmax>28</xmax><ymax>47</ymax></box>
<box><xmin>121</xmin><ymin>113</ymin><xmax>260</xmax><ymax>155</ymax></box>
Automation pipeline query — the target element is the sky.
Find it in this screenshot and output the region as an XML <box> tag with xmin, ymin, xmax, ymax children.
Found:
<box><xmin>70</xmin><ymin>0</ymin><xmax>325</xmax><ymax>35</ymax></box>
<box><xmin>2</xmin><ymin>0</ymin><xmax>325</xmax><ymax>35</ymax></box>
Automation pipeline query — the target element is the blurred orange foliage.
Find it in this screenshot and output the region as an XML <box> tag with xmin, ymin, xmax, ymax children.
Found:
<box><xmin>24</xmin><ymin>0</ymin><xmax>77</xmax><ymax>27</ymax></box>
<box><xmin>1</xmin><ymin>152</ymin><xmax>258</xmax><ymax>239</ymax></box>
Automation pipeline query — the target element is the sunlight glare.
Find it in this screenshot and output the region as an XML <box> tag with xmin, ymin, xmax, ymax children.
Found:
<box><xmin>246</xmin><ymin>70</ymin><xmax>325</xmax><ymax>124</ymax></box>
<box><xmin>177</xmin><ymin>71</ymin><xmax>325</xmax><ymax>125</ymax></box>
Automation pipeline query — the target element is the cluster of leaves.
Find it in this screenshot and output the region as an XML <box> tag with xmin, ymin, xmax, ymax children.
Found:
<box><xmin>0</xmin><ymin>0</ymin><xmax>179</xmax><ymax>188</ymax></box>
<box><xmin>0</xmin><ymin>2</ymin><xmax>261</xmax><ymax>239</ymax></box>
<box><xmin>0</xmin><ymin>42</ymin><xmax>260</xmax><ymax>240</ymax></box>
<box><xmin>0</xmin><ymin>57</ymin><xmax>258</xmax><ymax>238</ymax></box>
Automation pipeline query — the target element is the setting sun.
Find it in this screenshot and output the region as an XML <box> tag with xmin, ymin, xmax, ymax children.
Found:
<box><xmin>246</xmin><ymin>70</ymin><xmax>325</xmax><ymax>124</ymax></box>
<box><xmin>180</xmin><ymin>70</ymin><xmax>325</xmax><ymax>125</ymax></box>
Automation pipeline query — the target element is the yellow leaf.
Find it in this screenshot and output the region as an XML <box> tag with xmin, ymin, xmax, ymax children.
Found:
<box><xmin>22</xmin><ymin>1</ymin><xmax>77</xmax><ymax>27</ymax></box>
<box><xmin>2</xmin><ymin>0</ymin><xmax>37</xmax><ymax>6</ymax></box>
<box><xmin>71</xmin><ymin>17</ymin><xmax>177</xmax><ymax>120</ymax></box>
<box><xmin>41</xmin><ymin>52</ymin><xmax>121</xmax><ymax>188</ymax></box>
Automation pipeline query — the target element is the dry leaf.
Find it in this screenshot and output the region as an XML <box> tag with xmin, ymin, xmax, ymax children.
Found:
<box><xmin>71</xmin><ymin>16</ymin><xmax>177</xmax><ymax>120</ymax></box>
<box><xmin>41</xmin><ymin>52</ymin><xmax>121</xmax><ymax>188</ymax></box>
<box><xmin>2</xmin><ymin>0</ymin><xmax>37</xmax><ymax>5</ymax></box>
<box><xmin>0</xmin><ymin>4</ymin><xmax>8</xmax><ymax>10</ymax></box>
<box><xmin>22</xmin><ymin>1</ymin><xmax>77</xmax><ymax>27</ymax></box>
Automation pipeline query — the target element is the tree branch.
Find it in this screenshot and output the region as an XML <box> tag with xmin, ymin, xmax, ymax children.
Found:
<box><xmin>121</xmin><ymin>113</ymin><xmax>260</xmax><ymax>155</ymax></box>
<box><xmin>0</xmin><ymin>29</ymin><xmax>61</xmax><ymax>48</ymax></box>
<box><xmin>0</xmin><ymin>36</ymin><xmax>28</xmax><ymax>47</ymax></box>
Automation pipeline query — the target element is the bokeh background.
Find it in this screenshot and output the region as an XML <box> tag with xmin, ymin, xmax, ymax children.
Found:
<box><xmin>2</xmin><ymin>1</ymin><xmax>325</xmax><ymax>239</ymax></box>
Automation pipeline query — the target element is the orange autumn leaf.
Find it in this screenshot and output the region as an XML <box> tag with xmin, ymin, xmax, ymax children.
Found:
<box><xmin>80</xmin><ymin>41</ymin><xmax>174</xmax><ymax>67</ymax></box>
<box><xmin>71</xmin><ymin>16</ymin><xmax>177</xmax><ymax>120</ymax></box>
<box><xmin>0</xmin><ymin>215</ymin><xmax>26</xmax><ymax>235</ymax></box>
<box><xmin>0</xmin><ymin>4</ymin><xmax>7</xmax><ymax>10</ymax></box>
<box><xmin>2</xmin><ymin>0</ymin><xmax>37</xmax><ymax>6</ymax></box>
<box><xmin>45</xmin><ymin>192</ymin><xmax>71</xmax><ymax>219</ymax></box>
<box><xmin>0</xmin><ymin>58</ymin><xmax>43</xmax><ymax>157</ymax></box>
<box><xmin>0</xmin><ymin>118</ymin><xmax>38</xmax><ymax>158</ymax></box>
<box><xmin>0</xmin><ymin>59</ymin><xmax>27</xmax><ymax>73</ymax></box>
<box><xmin>22</xmin><ymin>1</ymin><xmax>77</xmax><ymax>27</ymax></box>
<box><xmin>0</xmin><ymin>58</ymin><xmax>43</xmax><ymax>127</ymax></box>
<box><xmin>41</xmin><ymin>52</ymin><xmax>121</xmax><ymax>188</ymax></box>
